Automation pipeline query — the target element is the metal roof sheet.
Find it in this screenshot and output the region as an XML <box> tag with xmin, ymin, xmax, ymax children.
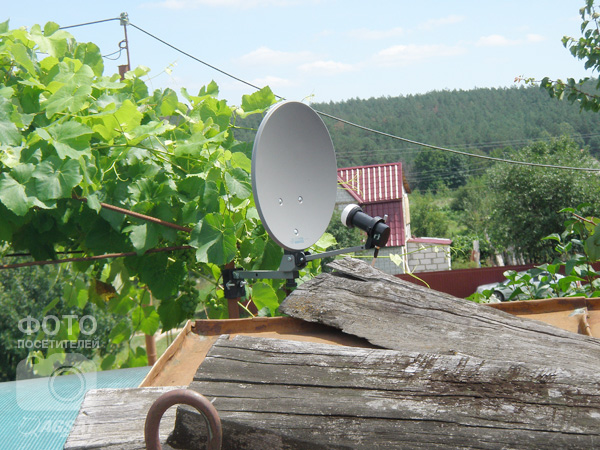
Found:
<box><xmin>337</xmin><ymin>162</ymin><xmax>408</xmax><ymax>204</ymax></box>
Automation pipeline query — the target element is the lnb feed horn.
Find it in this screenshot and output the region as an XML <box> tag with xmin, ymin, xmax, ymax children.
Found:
<box><xmin>341</xmin><ymin>204</ymin><xmax>391</xmax><ymax>249</ymax></box>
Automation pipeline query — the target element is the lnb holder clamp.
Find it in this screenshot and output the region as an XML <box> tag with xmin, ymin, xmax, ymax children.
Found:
<box><xmin>222</xmin><ymin>204</ymin><xmax>391</xmax><ymax>300</ymax></box>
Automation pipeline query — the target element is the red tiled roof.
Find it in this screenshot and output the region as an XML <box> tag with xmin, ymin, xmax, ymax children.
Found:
<box><xmin>337</xmin><ymin>162</ymin><xmax>407</xmax><ymax>247</ymax></box>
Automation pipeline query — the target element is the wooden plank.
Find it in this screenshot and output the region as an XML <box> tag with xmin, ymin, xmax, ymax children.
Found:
<box><xmin>64</xmin><ymin>386</ymin><xmax>183</xmax><ymax>450</ymax></box>
<box><xmin>192</xmin><ymin>316</ymin><xmax>378</xmax><ymax>348</ymax></box>
<box><xmin>279</xmin><ymin>258</ymin><xmax>600</xmax><ymax>372</ymax></box>
<box><xmin>175</xmin><ymin>335</ymin><xmax>600</xmax><ymax>449</ymax></box>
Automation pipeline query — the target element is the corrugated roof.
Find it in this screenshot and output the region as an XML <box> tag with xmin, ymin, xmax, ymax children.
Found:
<box><xmin>364</xmin><ymin>201</ymin><xmax>405</xmax><ymax>247</ymax></box>
<box><xmin>0</xmin><ymin>366</ymin><xmax>150</xmax><ymax>450</ymax></box>
<box><xmin>337</xmin><ymin>162</ymin><xmax>408</xmax><ymax>204</ymax></box>
<box><xmin>337</xmin><ymin>163</ymin><xmax>407</xmax><ymax>247</ymax></box>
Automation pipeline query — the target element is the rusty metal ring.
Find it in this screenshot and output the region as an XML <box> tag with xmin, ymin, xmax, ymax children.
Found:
<box><xmin>144</xmin><ymin>389</ymin><xmax>222</xmax><ymax>450</ymax></box>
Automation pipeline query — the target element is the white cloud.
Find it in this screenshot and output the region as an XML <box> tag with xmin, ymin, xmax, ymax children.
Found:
<box><xmin>526</xmin><ymin>33</ymin><xmax>545</xmax><ymax>43</ymax></box>
<box><xmin>144</xmin><ymin>0</ymin><xmax>313</xmax><ymax>9</ymax></box>
<box><xmin>476</xmin><ymin>33</ymin><xmax>546</xmax><ymax>47</ymax></box>
<box><xmin>418</xmin><ymin>15</ymin><xmax>465</xmax><ymax>30</ymax></box>
<box><xmin>251</xmin><ymin>75</ymin><xmax>295</xmax><ymax>88</ymax></box>
<box><xmin>476</xmin><ymin>34</ymin><xmax>518</xmax><ymax>47</ymax></box>
<box><xmin>299</xmin><ymin>60</ymin><xmax>356</xmax><ymax>75</ymax></box>
<box><xmin>373</xmin><ymin>44</ymin><xmax>466</xmax><ymax>66</ymax></box>
<box><xmin>238</xmin><ymin>47</ymin><xmax>314</xmax><ymax>66</ymax></box>
<box><xmin>348</xmin><ymin>27</ymin><xmax>404</xmax><ymax>40</ymax></box>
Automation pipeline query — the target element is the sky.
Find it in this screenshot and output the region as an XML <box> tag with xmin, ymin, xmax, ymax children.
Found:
<box><xmin>2</xmin><ymin>1</ymin><xmax>595</xmax><ymax>105</ymax></box>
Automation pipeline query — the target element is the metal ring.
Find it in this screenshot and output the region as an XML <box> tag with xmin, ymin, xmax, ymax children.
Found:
<box><xmin>144</xmin><ymin>389</ymin><xmax>222</xmax><ymax>450</ymax></box>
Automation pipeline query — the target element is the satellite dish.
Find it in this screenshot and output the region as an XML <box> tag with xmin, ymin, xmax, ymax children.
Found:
<box><xmin>252</xmin><ymin>101</ymin><xmax>337</xmax><ymax>251</ymax></box>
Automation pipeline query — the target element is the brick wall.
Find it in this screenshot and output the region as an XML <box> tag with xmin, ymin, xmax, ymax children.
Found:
<box><xmin>406</xmin><ymin>240</ymin><xmax>451</xmax><ymax>273</ymax></box>
<box><xmin>369</xmin><ymin>246</ymin><xmax>405</xmax><ymax>275</ymax></box>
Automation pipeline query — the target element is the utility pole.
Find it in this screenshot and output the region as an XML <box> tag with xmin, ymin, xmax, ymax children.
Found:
<box><xmin>118</xmin><ymin>12</ymin><xmax>131</xmax><ymax>80</ymax></box>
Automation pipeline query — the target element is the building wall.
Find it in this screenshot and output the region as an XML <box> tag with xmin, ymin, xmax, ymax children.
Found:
<box><xmin>335</xmin><ymin>187</ymin><xmax>356</xmax><ymax>209</ymax></box>
<box><xmin>368</xmin><ymin>246</ymin><xmax>406</xmax><ymax>275</ymax></box>
<box><xmin>406</xmin><ymin>239</ymin><xmax>452</xmax><ymax>272</ymax></box>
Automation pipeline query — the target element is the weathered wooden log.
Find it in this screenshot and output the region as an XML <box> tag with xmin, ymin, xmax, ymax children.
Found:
<box><xmin>64</xmin><ymin>387</ymin><xmax>183</xmax><ymax>450</ymax></box>
<box><xmin>177</xmin><ymin>334</ymin><xmax>600</xmax><ymax>449</ymax></box>
<box><xmin>280</xmin><ymin>257</ymin><xmax>600</xmax><ymax>372</ymax></box>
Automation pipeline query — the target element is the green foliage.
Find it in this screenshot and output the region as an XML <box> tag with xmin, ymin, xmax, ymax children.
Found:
<box><xmin>0</xmin><ymin>21</ymin><xmax>281</xmax><ymax>371</ymax></box>
<box><xmin>450</xmin><ymin>234</ymin><xmax>493</xmax><ymax>265</ymax></box>
<box><xmin>534</xmin><ymin>1</ymin><xmax>600</xmax><ymax>111</ymax></box>
<box><xmin>409</xmin><ymin>191</ymin><xmax>450</xmax><ymax>238</ymax></box>
<box><xmin>321</xmin><ymin>209</ymin><xmax>364</xmax><ymax>271</ymax></box>
<box><xmin>470</xmin><ymin>205</ymin><xmax>600</xmax><ymax>302</ymax></box>
<box><xmin>412</xmin><ymin>151</ymin><xmax>469</xmax><ymax>191</ymax></box>
<box><xmin>0</xmin><ymin>263</ymin><xmax>120</xmax><ymax>381</ymax></box>
<box><xmin>450</xmin><ymin>176</ymin><xmax>492</xmax><ymax>236</ymax></box>
<box><xmin>486</xmin><ymin>137</ymin><xmax>600</xmax><ymax>262</ymax></box>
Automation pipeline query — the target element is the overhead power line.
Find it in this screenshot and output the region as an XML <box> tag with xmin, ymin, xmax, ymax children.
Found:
<box><xmin>60</xmin><ymin>16</ymin><xmax>600</xmax><ymax>173</ymax></box>
<box><xmin>59</xmin><ymin>17</ymin><xmax>121</xmax><ymax>30</ymax></box>
<box><xmin>315</xmin><ymin>111</ymin><xmax>600</xmax><ymax>172</ymax></box>
<box><xmin>128</xmin><ymin>22</ymin><xmax>284</xmax><ymax>99</ymax></box>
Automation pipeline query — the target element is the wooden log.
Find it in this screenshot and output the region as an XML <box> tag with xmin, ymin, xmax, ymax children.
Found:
<box><xmin>176</xmin><ymin>335</ymin><xmax>600</xmax><ymax>449</ymax></box>
<box><xmin>279</xmin><ymin>257</ymin><xmax>600</xmax><ymax>372</ymax></box>
<box><xmin>64</xmin><ymin>386</ymin><xmax>183</xmax><ymax>450</ymax></box>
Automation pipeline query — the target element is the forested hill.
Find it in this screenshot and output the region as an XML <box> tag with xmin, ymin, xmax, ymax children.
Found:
<box><xmin>310</xmin><ymin>84</ymin><xmax>600</xmax><ymax>171</ymax></box>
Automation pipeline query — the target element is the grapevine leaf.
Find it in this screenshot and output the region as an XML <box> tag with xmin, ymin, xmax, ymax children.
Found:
<box><xmin>29</xmin><ymin>23</ymin><xmax>69</xmax><ymax>58</ymax></box>
<box><xmin>202</xmin><ymin>180</ymin><xmax>220</xmax><ymax>214</ymax></box>
<box><xmin>108</xmin><ymin>321</ymin><xmax>132</xmax><ymax>345</ymax></box>
<box><xmin>224</xmin><ymin>168</ymin><xmax>252</xmax><ymax>199</ymax></box>
<box><xmin>44</xmin><ymin>83</ymin><xmax>92</xmax><ymax>118</ymax></box>
<box><xmin>86</xmin><ymin>193</ymin><xmax>101</xmax><ymax>213</ymax></box>
<box><xmin>0</xmin><ymin>173</ymin><xmax>30</xmax><ymax>216</ymax></box>
<box><xmin>32</xmin><ymin>156</ymin><xmax>82</xmax><ymax>200</ymax></box>
<box><xmin>198</xmin><ymin>80</ymin><xmax>219</xmax><ymax>98</ymax></box>
<box><xmin>314</xmin><ymin>232</ymin><xmax>337</xmax><ymax>250</ymax></box>
<box><xmin>74</xmin><ymin>42</ymin><xmax>104</xmax><ymax>77</ymax></box>
<box><xmin>191</xmin><ymin>213</ymin><xmax>237</xmax><ymax>265</ymax></box>
<box><xmin>231</xmin><ymin>152</ymin><xmax>252</xmax><ymax>172</ymax></box>
<box><xmin>122</xmin><ymin>347</ymin><xmax>148</xmax><ymax>368</ymax></box>
<box><xmin>240</xmin><ymin>237</ymin><xmax>266</xmax><ymax>262</ymax></box>
<box><xmin>157</xmin><ymin>298</ymin><xmax>185</xmax><ymax>331</ymax></box>
<box><xmin>240</xmin><ymin>86</ymin><xmax>277</xmax><ymax>117</ymax></box>
<box><xmin>584</xmin><ymin>224</ymin><xmax>600</xmax><ymax>261</ymax></box>
<box><xmin>85</xmin><ymin>219</ymin><xmax>131</xmax><ymax>254</ymax></box>
<box><xmin>0</xmin><ymin>97</ymin><xmax>21</xmax><ymax>145</ymax></box>
<box><xmin>100</xmin><ymin>354</ymin><xmax>116</xmax><ymax>371</ymax></box>
<box><xmin>128</xmin><ymin>223</ymin><xmax>160</xmax><ymax>255</ymax></box>
<box><xmin>132</xmin><ymin>254</ymin><xmax>186</xmax><ymax>299</ymax></box>
<box><xmin>46</xmin><ymin>121</ymin><xmax>93</xmax><ymax>159</ymax></box>
<box><xmin>251</xmin><ymin>282</ymin><xmax>280</xmax><ymax>316</ymax></box>
<box><xmin>132</xmin><ymin>305</ymin><xmax>160</xmax><ymax>336</ymax></box>
<box><xmin>9</xmin><ymin>41</ymin><xmax>37</xmax><ymax>75</ymax></box>
<box><xmin>0</xmin><ymin>119</ymin><xmax>20</xmax><ymax>145</ymax></box>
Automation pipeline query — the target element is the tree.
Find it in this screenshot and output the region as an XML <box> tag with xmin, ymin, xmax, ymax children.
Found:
<box><xmin>486</xmin><ymin>136</ymin><xmax>600</xmax><ymax>262</ymax></box>
<box><xmin>411</xmin><ymin>150</ymin><xmax>469</xmax><ymax>191</ymax></box>
<box><xmin>409</xmin><ymin>191</ymin><xmax>450</xmax><ymax>238</ymax></box>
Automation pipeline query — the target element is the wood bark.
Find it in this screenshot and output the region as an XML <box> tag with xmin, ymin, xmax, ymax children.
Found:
<box><xmin>280</xmin><ymin>258</ymin><xmax>600</xmax><ymax>373</ymax></box>
<box><xmin>177</xmin><ymin>334</ymin><xmax>600</xmax><ymax>449</ymax></box>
